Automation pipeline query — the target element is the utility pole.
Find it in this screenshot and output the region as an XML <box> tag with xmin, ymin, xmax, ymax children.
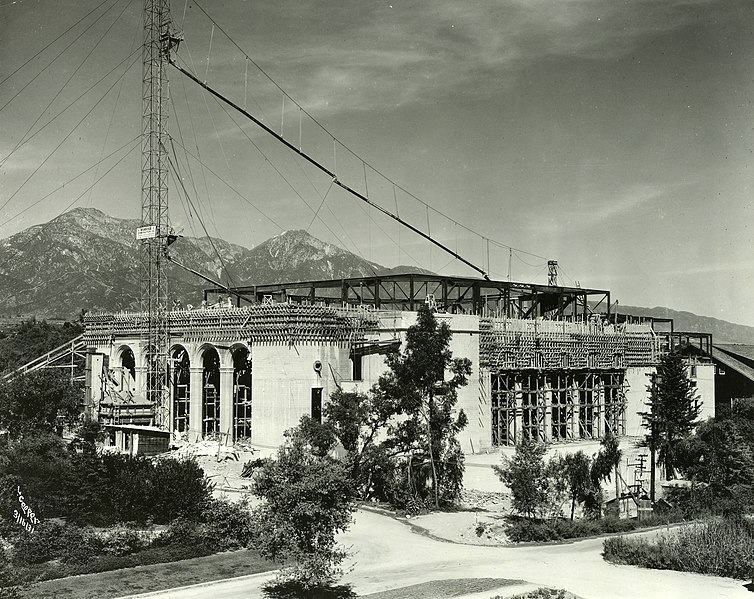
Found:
<box><xmin>140</xmin><ymin>0</ymin><xmax>172</xmax><ymax>429</ymax></box>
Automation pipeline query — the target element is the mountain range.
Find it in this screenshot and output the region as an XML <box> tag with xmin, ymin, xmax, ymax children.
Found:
<box><xmin>0</xmin><ymin>208</ymin><xmax>422</xmax><ymax>319</ymax></box>
<box><xmin>0</xmin><ymin>207</ymin><xmax>752</xmax><ymax>344</ymax></box>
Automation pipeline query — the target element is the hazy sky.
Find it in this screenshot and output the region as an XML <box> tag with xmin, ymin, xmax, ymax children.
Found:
<box><xmin>1</xmin><ymin>0</ymin><xmax>752</xmax><ymax>324</ymax></box>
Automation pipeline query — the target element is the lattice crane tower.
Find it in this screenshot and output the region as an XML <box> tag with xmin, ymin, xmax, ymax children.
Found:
<box><xmin>139</xmin><ymin>0</ymin><xmax>171</xmax><ymax>428</ymax></box>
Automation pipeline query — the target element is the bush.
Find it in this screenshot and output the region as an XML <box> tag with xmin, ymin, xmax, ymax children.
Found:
<box><xmin>99</xmin><ymin>524</ymin><xmax>152</xmax><ymax>556</ymax></box>
<box><xmin>152</xmin><ymin>457</ymin><xmax>213</xmax><ymax>523</ymax></box>
<box><xmin>201</xmin><ymin>496</ymin><xmax>255</xmax><ymax>551</ymax></box>
<box><xmin>0</xmin><ymin>432</ymin><xmax>70</xmax><ymax>519</ymax></box>
<box><xmin>13</xmin><ymin>522</ymin><xmax>103</xmax><ymax>565</ymax></box>
<box><xmin>603</xmin><ymin>517</ymin><xmax>754</xmax><ymax>579</ymax></box>
<box><xmin>61</xmin><ymin>454</ymin><xmax>213</xmax><ymax>526</ymax></box>
<box><xmin>505</xmin><ymin>516</ymin><xmax>637</xmax><ymax>542</ymax></box>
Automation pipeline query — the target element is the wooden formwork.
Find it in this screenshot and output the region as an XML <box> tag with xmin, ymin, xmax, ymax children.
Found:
<box><xmin>490</xmin><ymin>369</ymin><xmax>628</xmax><ymax>447</ymax></box>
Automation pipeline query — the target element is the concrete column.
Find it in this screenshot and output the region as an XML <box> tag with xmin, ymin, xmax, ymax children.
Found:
<box><xmin>219</xmin><ymin>366</ymin><xmax>234</xmax><ymax>445</ymax></box>
<box><xmin>189</xmin><ymin>367</ymin><xmax>203</xmax><ymax>442</ymax></box>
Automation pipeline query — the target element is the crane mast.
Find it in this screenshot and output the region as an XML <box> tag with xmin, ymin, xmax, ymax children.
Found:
<box><xmin>140</xmin><ymin>0</ymin><xmax>171</xmax><ymax>428</ymax></box>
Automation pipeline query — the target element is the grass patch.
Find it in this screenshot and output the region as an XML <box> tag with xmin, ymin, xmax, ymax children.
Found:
<box><xmin>361</xmin><ymin>578</ymin><xmax>525</xmax><ymax>599</ymax></box>
<box><xmin>20</xmin><ymin>549</ymin><xmax>275</xmax><ymax>599</ymax></box>
<box><xmin>603</xmin><ymin>517</ymin><xmax>754</xmax><ymax>579</ymax></box>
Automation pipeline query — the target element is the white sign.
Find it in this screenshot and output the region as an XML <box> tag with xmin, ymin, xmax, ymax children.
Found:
<box><xmin>136</xmin><ymin>225</ymin><xmax>157</xmax><ymax>240</ymax></box>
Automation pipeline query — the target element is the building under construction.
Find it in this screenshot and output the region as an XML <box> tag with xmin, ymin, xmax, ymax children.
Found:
<box><xmin>83</xmin><ymin>272</ymin><xmax>715</xmax><ymax>452</ymax></box>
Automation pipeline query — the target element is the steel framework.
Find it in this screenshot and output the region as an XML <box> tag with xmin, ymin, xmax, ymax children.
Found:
<box><xmin>204</xmin><ymin>274</ymin><xmax>612</xmax><ymax>320</ymax></box>
<box><xmin>140</xmin><ymin>0</ymin><xmax>171</xmax><ymax>427</ymax></box>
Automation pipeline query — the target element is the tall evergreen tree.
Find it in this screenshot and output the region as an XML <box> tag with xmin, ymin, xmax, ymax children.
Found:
<box><xmin>641</xmin><ymin>351</ymin><xmax>701</xmax><ymax>480</ymax></box>
<box><xmin>379</xmin><ymin>304</ymin><xmax>471</xmax><ymax>508</ymax></box>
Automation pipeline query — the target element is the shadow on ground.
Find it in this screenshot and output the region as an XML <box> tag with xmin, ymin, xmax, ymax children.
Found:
<box><xmin>262</xmin><ymin>581</ymin><xmax>356</xmax><ymax>599</ymax></box>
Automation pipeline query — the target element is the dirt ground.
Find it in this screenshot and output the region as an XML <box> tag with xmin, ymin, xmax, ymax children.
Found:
<box><xmin>408</xmin><ymin>490</ymin><xmax>513</xmax><ymax>546</ymax></box>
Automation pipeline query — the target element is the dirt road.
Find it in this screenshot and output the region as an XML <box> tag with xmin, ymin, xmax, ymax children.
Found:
<box><xmin>123</xmin><ymin>509</ymin><xmax>751</xmax><ymax>599</ymax></box>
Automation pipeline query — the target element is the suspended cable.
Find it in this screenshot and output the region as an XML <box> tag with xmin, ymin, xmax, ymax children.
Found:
<box><xmin>204</xmin><ymin>23</ymin><xmax>214</xmax><ymax>83</ymax></box>
<box><xmin>2</xmin><ymin>0</ymin><xmax>132</xmax><ymax>170</ymax></box>
<box><xmin>183</xmin><ymin>0</ymin><xmax>551</xmax><ymax>264</ymax></box>
<box><xmin>306</xmin><ymin>178</ymin><xmax>335</xmax><ymax>232</ymax></box>
<box><xmin>0</xmin><ymin>51</ymin><xmax>141</xmax><ymax>215</ymax></box>
<box><xmin>1</xmin><ymin>46</ymin><xmax>141</xmax><ymax>167</ymax></box>
<box><xmin>0</xmin><ymin>0</ymin><xmax>111</xmax><ymax>89</ymax></box>
<box><xmin>168</xmin><ymin>136</ymin><xmax>286</xmax><ymax>231</ymax></box>
<box><xmin>0</xmin><ymin>136</ymin><xmax>140</xmax><ymax>229</ymax></box>
<box><xmin>513</xmin><ymin>251</ymin><xmax>547</xmax><ymax>268</ymax></box>
<box><xmin>0</xmin><ymin>141</ymin><xmax>139</xmax><ymax>271</ymax></box>
<box><xmin>0</xmin><ymin>0</ymin><xmax>121</xmax><ymax>116</ymax></box>
<box><xmin>170</xmin><ymin>59</ymin><xmax>489</xmax><ymax>280</ymax></box>
<box><xmin>166</xmin><ymin>146</ymin><xmax>237</xmax><ymax>289</ymax></box>
<box><xmin>202</xmin><ymin>85</ymin><xmax>371</xmax><ymax>256</ymax></box>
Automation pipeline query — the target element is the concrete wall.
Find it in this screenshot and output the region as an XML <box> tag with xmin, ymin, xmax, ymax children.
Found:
<box><xmin>251</xmin><ymin>344</ymin><xmax>350</xmax><ymax>447</ymax></box>
<box><xmin>624</xmin><ymin>366</ymin><xmax>653</xmax><ymax>438</ymax></box>
<box><xmin>439</xmin><ymin>314</ymin><xmax>482</xmax><ymax>454</ymax></box>
<box><xmin>692</xmin><ymin>362</ymin><xmax>715</xmax><ymax>422</ymax></box>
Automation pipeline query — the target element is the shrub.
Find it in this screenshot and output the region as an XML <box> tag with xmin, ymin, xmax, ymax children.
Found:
<box><xmin>152</xmin><ymin>457</ymin><xmax>213</xmax><ymax>523</ymax></box>
<box><xmin>62</xmin><ymin>454</ymin><xmax>213</xmax><ymax>526</ymax></box>
<box><xmin>0</xmin><ymin>432</ymin><xmax>69</xmax><ymax>518</ymax></box>
<box><xmin>201</xmin><ymin>496</ymin><xmax>255</xmax><ymax>551</ymax></box>
<box><xmin>505</xmin><ymin>516</ymin><xmax>637</xmax><ymax>542</ymax></box>
<box><xmin>13</xmin><ymin>522</ymin><xmax>103</xmax><ymax>565</ymax></box>
<box><xmin>152</xmin><ymin>518</ymin><xmax>212</xmax><ymax>551</ymax></box>
<box><xmin>603</xmin><ymin>517</ymin><xmax>754</xmax><ymax>579</ymax></box>
<box><xmin>99</xmin><ymin>524</ymin><xmax>152</xmax><ymax>556</ymax></box>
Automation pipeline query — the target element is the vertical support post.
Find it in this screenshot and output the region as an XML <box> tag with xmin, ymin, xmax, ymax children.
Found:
<box><xmin>189</xmin><ymin>366</ymin><xmax>203</xmax><ymax>442</ymax></box>
<box><xmin>219</xmin><ymin>366</ymin><xmax>234</xmax><ymax>445</ymax></box>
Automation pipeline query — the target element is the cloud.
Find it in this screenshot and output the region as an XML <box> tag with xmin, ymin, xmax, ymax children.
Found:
<box><xmin>184</xmin><ymin>0</ymin><xmax>725</xmax><ymax>116</ymax></box>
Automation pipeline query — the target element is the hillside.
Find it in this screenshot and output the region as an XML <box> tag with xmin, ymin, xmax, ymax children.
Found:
<box><xmin>614</xmin><ymin>304</ymin><xmax>754</xmax><ymax>345</ymax></box>
<box><xmin>0</xmin><ymin>208</ymin><xmax>424</xmax><ymax>319</ymax></box>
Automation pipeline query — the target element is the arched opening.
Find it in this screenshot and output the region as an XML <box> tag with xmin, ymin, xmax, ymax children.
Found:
<box><xmin>172</xmin><ymin>346</ymin><xmax>190</xmax><ymax>435</ymax></box>
<box><xmin>202</xmin><ymin>347</ymin><xmax>221</xmax><ymax>438</ymax></box>
<box><xmin>232</xmin><ymin>347</ymin><xmax>252</xmax><ymax>441</ymax></box>
<box><xmin>120</xmin><ymin>347</ymin><xmax>136</xmax><ymax>382</ymax></box>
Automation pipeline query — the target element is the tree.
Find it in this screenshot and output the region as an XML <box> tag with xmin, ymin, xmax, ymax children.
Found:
<box><xmin>494</xmin><ymin>441</ymin><xmax>551</xmax><ymax>519</ymax></box>
<box><xmin>560</xmin><ymin>451</ymin><xmax>592</xmax><ymax>520</ymax></box>
<box><xmin>676</xmin><ymin>401</ymin><xmax>754</xmax><ymax>513</ymax></box>
<box><xmin>641</xmin><ymin>352</ymin><xmax>701</xmax><ymax>480</ymax></box>
<box><xmin>378</xmin><ymin>305</ymin><xmax>471</xmax><ymax>508</ymax></box>
<box><xmin>251</xmin><ymin>418</ymin><xmax>356</xmax><ymax>590</ymax></box>
<box><xmin>0</xmin><ymin>320</ymin><xmax>83</xmax><ymax>374</ymax></box>
<box><xmin>323</xmin><ymin>389</ymin><xmax>399</xmax><ymax>500</ymax></box>
<box><xmin>584</xmin><ymin>430</ymin><xmax>622</xmax><ymax>519</ymax></box>
<box><xmin>0</xmin><ymin>370</ymin><xmax>81</xmax><ymax>438</ymax></box>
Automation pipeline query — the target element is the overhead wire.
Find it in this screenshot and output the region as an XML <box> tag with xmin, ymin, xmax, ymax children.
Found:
<box><xmin>183</xmin><ymin>0</ymin><xmax>552</xmax><ymax>265</ymax></box>
<box><xmin>10</xmin><ymin>0</ymin><xmax>133</xmax><ymax>163</ymax></box>
<box><xmin>168</xmin><ymin>136</ymin><xmax>286</xmax><ymax>231</ymax></box>
<box><xmin>0</xmin><ymin>46</ymin><xmax>142</xmax><ymax>167</ymax></box>
<box><xmin>0</xmin><ymin>136</ymin><xmax>140</xmax><ymax>229</ymax></box>
<box><xmin>0</xmin><ymin>0</ymin><xmax>121</xmax><ymax>116</ymax></box>
<box><xmin>0</xmin><ymin>140</ymin><xmax>140</xmax><ymax>271</ymax></box>
<box><xmin>196</xmin><ymin>72</ymin><xmax>379</xmax><ymax>269</ymax></box>
<box><xmin>166</xmin><ymin>143</ymin><xmax>237</xmax><ymax>289</ymax></box>
<box><xmin>0</xmin><ymin>50</ymin><xmax>142</xmax><ymax>215</ymax></box>
<box><xmin>171</xmin><ymin>59</ymin><xmax>476</xmax><ymax>277</ymax></box>
<box><xmin>0</xmin><ymin>0</ymin><xmax>111</xmax><ymax>89</ymax></box>
<box><xmin>85</xmin><ymin>0</ymin><xmax>141</xmax><ymax>206</ymax></box>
